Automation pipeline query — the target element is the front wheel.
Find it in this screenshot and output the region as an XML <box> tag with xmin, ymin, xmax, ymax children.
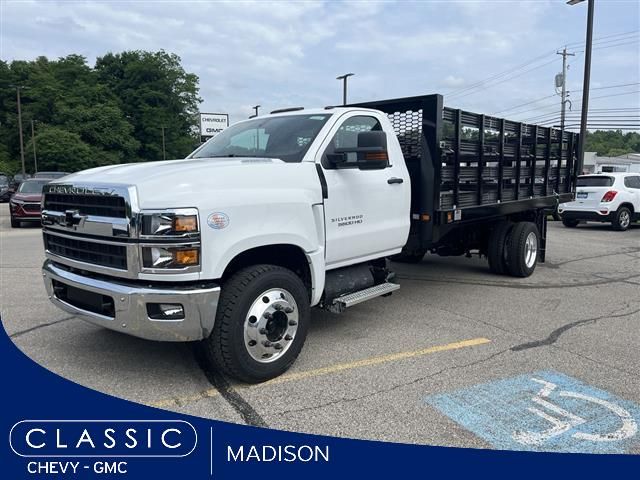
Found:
<box><xmin>506</xmin><ymin>222</ymin><xmax>539</xmax><ymax>278</ymax></box>
<box><xmin>612</xmin><ymin>207</ymin><xmax>632</xmax><ymax>231</ymax></box>
<box><xmin>202</xmin><ymin>264</ymin><xmax>310</xmax><ymax>383</ymax></box>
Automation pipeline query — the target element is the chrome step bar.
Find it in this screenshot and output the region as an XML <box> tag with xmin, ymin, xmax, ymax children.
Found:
<box><xmin>332</xmin><ymin>282</ymin><xmax>400</xmax><ymax>311</ymax></box>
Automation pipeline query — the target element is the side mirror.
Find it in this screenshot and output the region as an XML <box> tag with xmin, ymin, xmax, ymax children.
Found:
<box><xmin>329</xmin><ymin>131</ymin><xmax>389</xmax><ymax>169</ymax></box>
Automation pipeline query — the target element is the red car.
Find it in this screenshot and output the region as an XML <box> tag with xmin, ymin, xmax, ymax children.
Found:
<box><xmin>9</xmin><ymin>178</ymin><xmax>51</xmax><ymax>228</ymax></box>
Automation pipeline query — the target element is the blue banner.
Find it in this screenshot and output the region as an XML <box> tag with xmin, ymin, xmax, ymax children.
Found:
<box><xmin>2</xmin><ymin>324</ymin><xmax>638</xmax><ymax>479</ymax></box>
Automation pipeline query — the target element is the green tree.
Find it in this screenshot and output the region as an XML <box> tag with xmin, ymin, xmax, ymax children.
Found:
<box><xmin>96</xmin><ymin>50</ymin><xmax>201</xmax><ymax>161</ymax></box>
<box><xmin>0</xmin><ymin>51</ymin><xmax>201</xmax><ymax>174</ymax></box>
<box><xmin>32</xmin><ymin>126</ymin><xmax>93</xmax><ymax>172</ymax></box>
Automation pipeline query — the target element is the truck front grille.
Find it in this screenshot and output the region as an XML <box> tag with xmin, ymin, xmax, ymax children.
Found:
<box><xmin>44</xmin><ymin>233</ymin><xmax>127</xmax><ymax>270</ymax></box>
<box><xmin>44</xmin><ymin>193</ymin><xmax>127</xmax><ymax>218</ymax></box>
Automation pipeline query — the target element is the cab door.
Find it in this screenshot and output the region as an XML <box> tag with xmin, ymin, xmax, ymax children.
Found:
<box><xmin>316</xmin><ymin>112</ymin><xmax>410</xmax><ymax>268</ymax></box>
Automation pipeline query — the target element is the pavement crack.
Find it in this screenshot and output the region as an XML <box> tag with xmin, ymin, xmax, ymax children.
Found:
<box><xmin>397</xmin><ymin>273</ymin><xmax>640</xmax><ymax>290</ymax></box>
<box><xmin>278</xmin><ymin>349</ymin><xmax>509</xmax><ymax>416</ymax></box>
<box><xmin>8</xmin><ymin>315</ymin><xmax>76</xmax><ymax>339</ymax></box>
<box><xmin>511</xmin><ymin>306</ymin><xmax>640</xmax><ymax>352</ymax></box>
<box><xmin>193</xmin><ymin>347</ymin><xmax>267</xmax><ymax>428</ymax></box>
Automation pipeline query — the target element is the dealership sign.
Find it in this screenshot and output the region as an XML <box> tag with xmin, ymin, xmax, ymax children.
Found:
<box><xmin>200</xmin><ymin>113</ymin><xmax>229</xmax><ymax>138</ymax></box>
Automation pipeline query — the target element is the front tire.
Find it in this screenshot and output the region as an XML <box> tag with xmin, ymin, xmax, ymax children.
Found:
<box><xmin>612</xmin><ymin>207</ymin><xmax>632</xmax><ymax>231</ymax></box>
<box><xmin>202</xmin><ymin>264</ymin><xmax>310</xmax><ymax>383</ymax></box>
<box><xmin>506</xmin><ymin>222</ymin><xmax>539</xmax><ymax>278</ymax></box>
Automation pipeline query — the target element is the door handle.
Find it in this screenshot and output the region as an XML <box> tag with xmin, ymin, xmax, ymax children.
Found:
<box><xmin>387</xmin><ymin>177</ymin><xmax>404</xmax><ymax>184</ymax></box>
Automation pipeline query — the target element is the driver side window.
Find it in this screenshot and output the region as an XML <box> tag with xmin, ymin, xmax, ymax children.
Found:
<box><xmin>322</xmin><ymin>115</ymin><xmax>382</xmax><ymax>168</ymax></box>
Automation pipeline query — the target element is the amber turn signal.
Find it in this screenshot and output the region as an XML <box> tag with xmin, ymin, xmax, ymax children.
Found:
<box><xmin>174</xmin><ymin>249</ymin><xmax>199</xmax><ymax>266</ymax></box>
<box><xmin>174</xmin><ymin>215</ymin><xmax>198</xmax><ymax>232</ymax></box>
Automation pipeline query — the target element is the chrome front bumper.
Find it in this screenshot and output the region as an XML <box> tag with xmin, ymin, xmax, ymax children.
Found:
<box><xmin>42</xmin><ymin>260</ymin><xmax>220</xmax><ymax>341</ymax></box>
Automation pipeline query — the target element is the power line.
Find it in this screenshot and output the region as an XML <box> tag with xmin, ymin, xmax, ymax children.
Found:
<box><xmin>491</xmin><ymin>82</ymin><xmax>640</xmax><ymax>116</ymax></box>
<box><xmin>447</xmin><ymin>58</ymin><xmax>559</xmax><ymax>101</ymax></box>
<box><xmin>445</xmin><ymin>30</ymin><xmax>639</xmax><ymax>100</ymax></box>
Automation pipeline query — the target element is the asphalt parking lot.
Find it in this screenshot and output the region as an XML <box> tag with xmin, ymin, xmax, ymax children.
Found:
<box><xmin>1</xmin><ymin>203</ymin><xmax>639</xmax><ymax>453</ymax></box>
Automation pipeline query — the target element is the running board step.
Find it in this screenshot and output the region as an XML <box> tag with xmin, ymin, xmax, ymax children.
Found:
<box><xmin>332</xmin><ymin>282</ymin><xmax>400</xmax><ymax>311</ymax></box>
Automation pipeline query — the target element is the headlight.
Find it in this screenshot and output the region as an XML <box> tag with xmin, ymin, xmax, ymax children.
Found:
<box><xmin>140</xmin><ymin>208</ymin><xmax>199</xmax><ymax>236</ymax></box>
<box><xmin>10</xmin><ymin>198</ymin><xmax>23</xmax><ymax>205</ymax></box>
<box><xmin>142</xmin><ymin>246</ymin><xmax>200</xmax><ymax>269</ymax></box>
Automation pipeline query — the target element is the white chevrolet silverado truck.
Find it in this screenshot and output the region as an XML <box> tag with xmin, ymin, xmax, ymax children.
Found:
<box><xmin>41</xmin><ymin>95</ymin><xmax>579</xmax><ymax>382</ymax></box>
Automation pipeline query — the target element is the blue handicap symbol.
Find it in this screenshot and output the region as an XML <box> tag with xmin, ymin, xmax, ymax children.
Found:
<box><xmin>425</xmin><ymin>371</ymin><xmax>640</xmax><ymax>453</ymax></box>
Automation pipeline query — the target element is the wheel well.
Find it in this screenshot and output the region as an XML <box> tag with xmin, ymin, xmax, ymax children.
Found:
<box><xmin>618</xmin><ymin>202</ymin><xmax>634</xmax><ymax>213</ymax></box>
<box><xmin>222</xmin><ymin>244</ymin><xmax>312</xmax><ymax>290</ymax></box>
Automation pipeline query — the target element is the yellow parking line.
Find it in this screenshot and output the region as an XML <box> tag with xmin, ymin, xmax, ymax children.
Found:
<box><xmin>262</xmin><ymin>337</ymin><xmax>491</xmax><ymax>386</ymax></box>
<box><xmin>149</xmin><ymin>337</ymin><xmax>491</xmax><ymax>409</ymax></box>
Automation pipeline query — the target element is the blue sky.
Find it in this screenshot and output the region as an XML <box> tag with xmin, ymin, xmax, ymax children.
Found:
<box><xmin>1</xmin><ymin>0</ymin><xmax>638</xmax><ymax>130</ymax></box>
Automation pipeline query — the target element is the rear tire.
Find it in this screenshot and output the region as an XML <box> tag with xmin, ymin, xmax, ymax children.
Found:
<box><xmin>487</xmin><ymin>222</ymin><xmax>512</xmax><ymax>275</ymax></box>
<box><xmin>506</xmin><ymin>222</ymin><xmax>539</xmax><ymax>278</ymax></box>
<box><xmin>10</xmin><ymin>217</ymin><xmax>20</xmax><ymax>228</ymax></box>
<box><xmin>612</xmin><ymin>207</ymin><xmax>631</xmax><ymax>231</ymax></box>
<box><xmin>562</xmin><ymin>218</ymin><xmax>579</xmax><ymax>228</ymax></box>
<box><xmin>202</xmin><ymin>264</ymin><xmax>310</xmax><ymax>383</ymax></box>
<box><xmin>389</xmin><ymin>249</ymin><xmax>426</xmax><ymax>264</ymax></box>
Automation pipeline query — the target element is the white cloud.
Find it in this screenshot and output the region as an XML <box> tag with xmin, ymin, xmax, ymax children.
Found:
<box><xmin>0</xmin><ymin>0</ymin><xmax>638</xmax><ymax>125</ymax></box>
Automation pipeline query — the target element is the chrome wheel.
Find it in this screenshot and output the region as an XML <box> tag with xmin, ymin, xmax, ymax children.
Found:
<box><xmin>619</xmin><ymin>210</ymin><xmax>631</xmax><ymax>229</ymax></box>
<box><xmin>524</xmin><ymin>231</ymin><xmax>538</xmax><ymax>269</ymax></box>
<box><xmin>243</xmin><ymin>288</ymin><xmax>299</xmax><ymax>363</ymax></box>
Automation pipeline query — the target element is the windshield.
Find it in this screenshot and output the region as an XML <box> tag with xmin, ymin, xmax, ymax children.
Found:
<box><xmin>0</xmin><ymin>175</ymin><xmax>8</xmax><ymax>186</ymax></box>
<box><xmin>577</xmin><ymin>176</ymin><xmax>614</xmax><ymax>187</ymax></box>
<box><xmin>191</xmin><ymin>114</ymin><xmax>331</xmax><ymax>163</ymax></box>
<box><xmin>18</xmin><ymin>180</ymin><xmax>49</xmax><ymax>194</ymax></box>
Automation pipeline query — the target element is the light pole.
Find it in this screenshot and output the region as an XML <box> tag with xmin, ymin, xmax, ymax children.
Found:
<box><xmin>568</xmin><ymin>0</ymin><xmax>594</xmax><ymax>175</ymax></box>
<box><xmin>16</xmin><ymin>87</ymin><xmax>26</xmax><ymax>178</ymax></box>
<box><xmin>161</xmin><ymin>126</ymin><xmax>166</xmax><ymax>160</ymax></box>
<box><xmin>31</xmin><ymin>119</ymin><xmax>38</xmax><ymax>173</ymax></box>
<box><xmin>336</xmin><ymin>73</ymin><xmax>354</xmax><ymax>105</ymax></box>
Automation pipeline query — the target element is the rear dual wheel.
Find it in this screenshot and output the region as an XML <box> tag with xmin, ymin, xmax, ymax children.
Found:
<box><xmin>487</xmin><ymin>221</ymin><xmax>539</xmax><ymax>278</ymax></box>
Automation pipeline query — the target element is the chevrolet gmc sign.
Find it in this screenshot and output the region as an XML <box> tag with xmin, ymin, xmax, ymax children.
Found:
<box><xmin>200</xmin><ymin>113</ymin><xmax>229</xmax><ymax>138</ymax></box>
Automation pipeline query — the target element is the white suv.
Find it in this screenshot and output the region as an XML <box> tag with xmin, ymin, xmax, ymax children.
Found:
<box><xmin>559</xmin><ymin>173</ymin><xmax>640</xmax><ymax>231</ymax></box>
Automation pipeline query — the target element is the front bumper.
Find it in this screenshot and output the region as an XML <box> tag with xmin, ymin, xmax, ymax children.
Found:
<box><xmin>42</xmin><ymin>260</ymin><xmax>220</xmax><ymax>341</ymax></box>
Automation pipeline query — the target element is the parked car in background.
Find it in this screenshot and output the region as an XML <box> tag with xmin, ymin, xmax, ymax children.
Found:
<box><xmin>559</xmin><ymin>173</ymin><xmax>640</xmax><ymax>231</ymax></box>
<box><xmin>9</xmin><ymin>173</ymin><xmax>31</xmax><ymax>192</ymax></box>
<box><xmin>0</xmin><ymin>174</ymin><xmax>11</xmax><ymax>202</ymax></box>
<box><xmin>34</xmin><ymin>171</ymin><xmax>70</xmax><ymax>179</ymax></box>
<box><xmin>9</xmin><ymin>178</ymin><xmax>52</xmax><ymax>228</ymax></box>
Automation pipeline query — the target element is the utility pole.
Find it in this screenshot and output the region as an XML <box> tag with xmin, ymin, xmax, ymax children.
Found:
<box><xmin>161</xmin><ymin>126</ymin><xmax>166</xmax><ymax>160</ymax></box>
<box><xmin>567</xmin><ymin>0</ymin><xmax>595</xmax><ymax>175</ymax></box>
<box><xmin>556</xmin><ymin>47</ymin><xmax>575</xmax><ymax>132</ymax></box>
<box><xmin>31</xmin><ymin>119</ymin><xmax>38</xmax><ymax>173</ymax></box>
<box><xmin>336</xmin><ymin>73</ymin><xmax>354</xmax><ymax>105</ymax></box>
<box><xmin>16</xmin><ymin>87</ymin><xmax>26</xmax><ymax>179</ymax></box>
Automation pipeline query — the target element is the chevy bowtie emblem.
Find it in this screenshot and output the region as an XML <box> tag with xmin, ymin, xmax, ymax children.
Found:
<box><xmin>64</xmin><ymin>209</ymin><xmax>84</xmax><ymax>227</ymax></box>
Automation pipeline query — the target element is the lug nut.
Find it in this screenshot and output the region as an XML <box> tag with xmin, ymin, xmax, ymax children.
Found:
<box><xmin>263</xmin><ymin>312</ymin><xmax>272</xmax><ymax>320</ymax></box>
<box><xmin>262</xmin><ymin>340</ymin><xmax>272</xmax><ymax>347</ymax></box>
<box><xmin>284</xmin><ymin>306</ymin><xmax>294</xmax><ymax>313</ymax></box>
<box><xmin>274</xmin><ymin>304</ymin><xmax>284</xmax><ymax>311</ymax></box>
<box><xmin>259</xmin><ymin>328</ymin><xmax>267</xmax><ymax>335</ymax></box>
<box><xmin>288</xmin><ymin>319</ymin><xmax>297</xmax><ymax>326</ymax></box>
<box><xmin>284</xmin><ymin>334</ymin><xmax>293</xmax><ymax>341</ymax></box>
<box><xmin>274</xmin><ymin>343</ymin><xmax>283</xmax><ymax>350</ymax></box>
<box><xmin>248</xmin><ymin>340</ymin><xmax>257</xmax><ymax>347</ymax></box>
